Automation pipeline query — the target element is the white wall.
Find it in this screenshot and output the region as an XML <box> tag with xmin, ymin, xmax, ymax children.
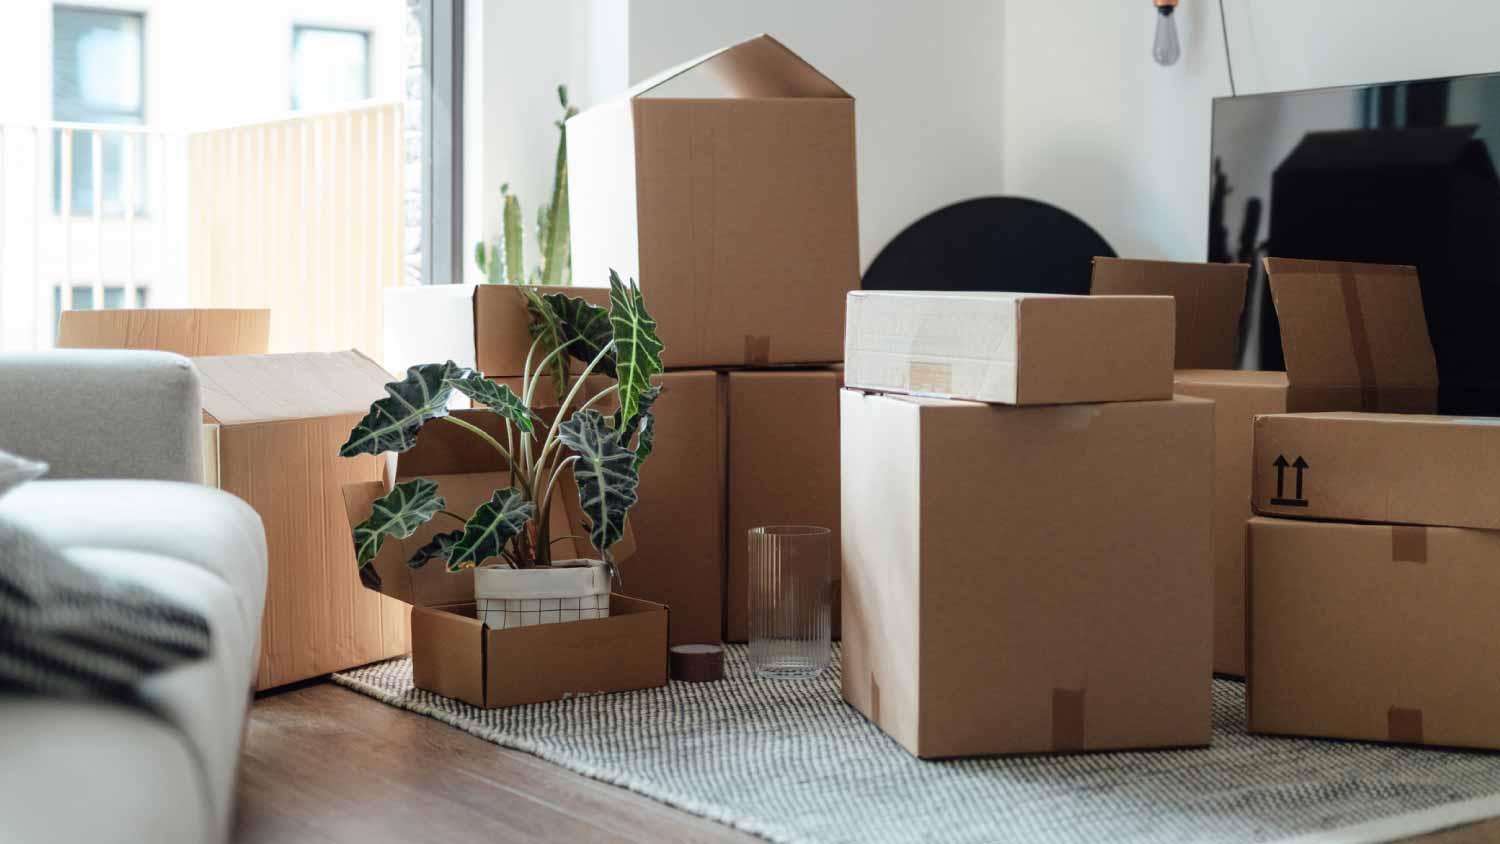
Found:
<box><xmin>626</xmin><ymin>0</ymin><xmax>1007</xmax><ymax>273</ymax></box>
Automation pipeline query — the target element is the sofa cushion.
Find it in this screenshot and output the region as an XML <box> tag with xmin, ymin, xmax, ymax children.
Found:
<box><xmin>0</xmin><ymin>696</ymin><xmax>212</xmax><ymax>844</ymax></box>
<box><xmin>0</xmin><ymin>448</ymin><xmax>47</xmax><ymax>498</ymax></box>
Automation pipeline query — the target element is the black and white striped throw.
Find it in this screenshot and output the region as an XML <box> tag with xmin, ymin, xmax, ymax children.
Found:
<box><xmin>0</xmin><ymin>517</ymin><xmax>211</xmax><ymax>701</ymax></box>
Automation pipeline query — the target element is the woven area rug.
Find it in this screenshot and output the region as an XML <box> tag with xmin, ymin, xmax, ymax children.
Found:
<box><xmin>333</xmin><ymin>646</ymin><xmax>1500</xmax><ymax>844</ymax></box>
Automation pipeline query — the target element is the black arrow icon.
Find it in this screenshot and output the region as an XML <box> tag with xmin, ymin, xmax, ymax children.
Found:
<box><xmin>1271</xmin><ymin>454</ymin><xmax>1309</xmax><ymax>507</ymax></box>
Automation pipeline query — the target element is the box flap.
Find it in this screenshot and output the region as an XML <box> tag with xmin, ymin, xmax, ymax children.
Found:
<box><xmin>625</xmin><ymin>34</ymin><xmax>848</xmax><ymax>101</ymax></box>
<box><xmin>1265</xmin><ymin>258</ymin><xmax>1438</xmax><ymax>406</ymax></box>
<box><xmin>1090</xmin><ymin>258</ymin><xmax>1249</xmax><ymax>369</ymax></box>
<box><xmin>57</xmin><ymin>308</ymin><xmax>271</xmax><ymax>356</ymax></box>
<box><xmin>195</xmin><ymin>350</ymin><xmax>393</xmax><ymax>425</ymax></box>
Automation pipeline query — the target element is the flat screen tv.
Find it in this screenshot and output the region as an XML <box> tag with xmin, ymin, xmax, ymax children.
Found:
<box><xmin>1210</xmin><ymin>70</ymin><xmax>1500</xmax><ymax>414</ymax></box>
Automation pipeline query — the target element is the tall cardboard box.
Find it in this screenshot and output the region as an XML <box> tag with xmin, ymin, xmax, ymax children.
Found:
<box><xmin>342</xmin><ymin>409</ymin><xmax>667</xmax><ymax>707</ymax></box>
<box><xmin>473</xmin><ymin>284</ymin><xmax>613</xmax><ymax>376</ymax></box>
<box><xmin>841</xmin><ymin>390</ymin><xmax>1214</xmax><ymax>758</ymax></box>
<box><xmin>195</xmin><ymin>351</ymin><xmax>410</xmax><ymax>690</ymax></box>
<box><xmin>1247</xmin><ymin>516</ymin><xmax>1500</xmax><ymax>750</ymax></box>
<box><xmin>724</xmin><ymin>368</ymin><xmax>842</xmax><ymax>643</ymax></box>
<box><xmin>567</xmin><ymin>34</ymin><xmax>858</xmax><ymax>369</ymax></box>
<box><xmin>1092</xmin><ymin>257</ymin><xmax>1437</xmax><ymax>675</ymax></box>
<box><xmin>56</xmin><ymin>307</ymin><xmax>270</xmax><ymax>356</ymax></box>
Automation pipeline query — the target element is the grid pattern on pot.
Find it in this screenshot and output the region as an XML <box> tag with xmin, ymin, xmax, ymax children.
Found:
<box><xmin>477</xmin><ymin>594</ymin><xmax>609</xmax><ymax>629</ymax></box>
<box><xmin>334</xmin><ymin>645</ymin><xmax>1500</xmax><ymax>844</ymax></box>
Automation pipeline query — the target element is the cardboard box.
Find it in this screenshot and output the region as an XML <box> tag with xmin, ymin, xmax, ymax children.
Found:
<box><xmin>343</xmin><ymin>408</ymin><xmax>667</xmax><ymax>707</ymax></box>
<box><xmin>844</xmin><ymin>291</ymin><xmax>1175</xmax><ymax>405</ymax></box>
<box><xmin>1253</xmin><ymin>412</ymin><xmax>1500</xmax><ymax>530</ymax></box>
<box><xmin>724</xmin><ymin>368</ymin><xmax>841</xmax><ymax>642</ymax></box>
<box><xmin>840</xmin><ymin>390</ymin><xmax>1213</xmax><ymax>758</ymax></box>
<box><xmin>1090</xmin><ymin>257</ymin><xmax>1249</xmax><ymax>369</ymax></box>
<box><xmin>194</xmin><ymin>351</ymin><xmax>409</xmax><ymax>690</ymax></box>
<box><xmin>473</xmin><ymin>284</ymin><xmax>613</xmax><ymax>377</ymax></box>
<box><xmin>57</xmin><ymin>307</ymin><xmax>270</xmax><ymax>356</ymax></box>
<box><xmin>1247</xmin><ymin>516</ymin><xmax>1500</xmax><ymax>750</ymax></box>
<box><xmin>567</xmin><ymin>34</ymin><xmax>858</xmax><ymax>369</ymax></box>
<box><xmin>1094</xmin><ymin>257</ymin><xmax>1437</xmax><ymax>676</ymax></box>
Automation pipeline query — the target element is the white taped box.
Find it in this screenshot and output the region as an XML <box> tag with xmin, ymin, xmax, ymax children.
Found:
<box><xmin>843</xmin><ymin>291</ymin><xmax>1175</xmax><ymax>405</ymax></box>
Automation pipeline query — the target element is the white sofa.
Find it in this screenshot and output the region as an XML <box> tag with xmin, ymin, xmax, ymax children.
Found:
<box><xmin>0</xmin><ymin>350</ymin><xmax>268</xmax><ymax>844</ymax></box>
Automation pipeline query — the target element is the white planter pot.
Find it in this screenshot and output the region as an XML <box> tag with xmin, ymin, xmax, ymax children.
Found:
<box><xmin>472</xmin><ymin>560</ymin><xmax>611</xmax><ymax>630</ymax></box>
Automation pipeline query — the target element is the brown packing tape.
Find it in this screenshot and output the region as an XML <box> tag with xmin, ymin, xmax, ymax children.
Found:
<box><xmin>669</xmin><ymin>644</ymin><xmax>725</xmax><ymax>683</ymax></box>
<box><xmin>1051</xmin><ymin>688</ymin><xmax>1086</xmax><ymax>752</ymax></box>
<box><xmin>908</xmin><ymin>361</ymin><xmax>952</xmax><ymax>395</ymax></box>
<box><xmin>1337</xmin><ymin>264</ymin><xmax>1380</xmax><ymax>411</ymax></box>
<box><xmin>1388</xmin><ymin>707</ymin><xmax>1425</xmax><ymax>744</ymax></box>
<box><xmin>743</xmin><ymin>335</ymin><xmax>772</xmax><ymax>367</ymax></box>
<box><xmin>1391</xmin><ymin>525</ymin><xmax>1428</xmax><ymax>564</ymax></box>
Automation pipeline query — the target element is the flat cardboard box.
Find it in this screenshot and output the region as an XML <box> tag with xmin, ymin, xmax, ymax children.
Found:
<box><xmin>1089</xmin><ymin>258</ymin><xmax>1249</xmax><ymax>369</ymax></box>
<box><xmin>568</xmin><ymin>34</ymin><xmax>858</xmax><ymax>369</ymax></box>
<box><xmin>724</xmin><ymin>368</ymin><xmax>841</xmax><ymax>642</ymax></box>
<box><xmin>1253</xmin><ymin>412</ymin><xmax>1500</xmax><ymax>530</ymax></box>
<box><xmin>473</xmin><ymin>284</ymin><xmax>613</xmax><ymax>376</ymax></box>
<box><xmin>843</xmin><ymin>291</ymin><xmax>1175</xmax><ymax>405</ymax></box>
<box><xmin>194</xmin><ymin>351</ymin><xmax>409</xmax><ymax>690</ymax></box>
<box><xmin>1096</xmin><ymin>257</ymin><xmax>1437</xmax><ymax>676</ymax></box>
<box><xmin>579</xmin><ymin>371</ymin><xmax>727</xmax><ymax>646</ymax></box>
<box><xmin>1247</xmin><ymin>516</ymin><xmax>1500</xmax><ymax>750</ymax></box>
<box><xmin>343</xmin><ymin>407</ymin><xmax>666</xmax><ymax>706</ymax></box>
<box><xmin>57</xmin><ymin>307</ymin><xmax>270</xmax><ymax>356</ymax></box>
<box><xmin>841</xmin><ymin>390</ymin><xmax>1214</xmax><ymax>758</ymax></box>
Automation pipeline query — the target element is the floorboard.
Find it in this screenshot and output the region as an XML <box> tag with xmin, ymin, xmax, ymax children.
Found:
<box><xmin>233</xmin><ymin>680</ymin><xmax>1500</xmax><ymax>844</ymax></box>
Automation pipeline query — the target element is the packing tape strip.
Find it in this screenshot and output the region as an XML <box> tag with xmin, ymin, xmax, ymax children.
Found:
<box><xmin>1391</xmin><ymin>525</ymin><xmax>1428</xmax><ymax>564</ymax></box>
<box><xmin>1388</xmin><ymin>706</ymin><xmax>1424</xmax><ymax>744</ymax></box>
<box><xmin>1051</xmin><ymin>688</ymin><xmax>1086</xmax><ymax>752</ymax></box>
<box><xmin>1337</xmin><ymin>264</ymin><xmax>1380</xmax><ymax>411</ymax></box>
<box><xmin>669</xmin><ymin>644</ymin><xmax>725</xmax><ymax>683</ymax></box>
<box><xmin>743</xmin><ymin>335</ymin><xmax>772</xmax><ymax>367</ymax></box>
<box><xmin>908</xmin><ymin>361</ymin><xmax>952</xmax><ymax>395</ymax></box>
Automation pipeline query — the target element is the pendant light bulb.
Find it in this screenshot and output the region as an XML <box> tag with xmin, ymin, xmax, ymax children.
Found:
<box><xmin>1153</xmin><ymin>2</ymin><xmax>1181</xmax><ymax>66</ymax></box>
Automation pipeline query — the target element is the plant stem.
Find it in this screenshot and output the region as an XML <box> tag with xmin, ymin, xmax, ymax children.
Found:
<box><xmin>536</xmin><ymin>454</ymin><xmax>579</xmax><ymax>555</ymax></box>
<box><xmin>534</xmin><ymin>343</ymin><xmax>613</xmax><ymax>479</ymax></box>
<box><xmin>441</xmin><ymin>415</ymin><xmax>529</xmax><ymax>491</ymax></box>
<box><xmin>438</xmin><ymin>510</ymin><xmax>467</xmax><ymax>525</ymax></box>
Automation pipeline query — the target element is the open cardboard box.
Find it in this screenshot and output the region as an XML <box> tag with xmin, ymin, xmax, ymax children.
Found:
<box><xmin>1091</xmin><ymin>257</ymin><xmax>1437</xmax><ymax>676</ymax></box>
<box><xmin>56</xmin><ymin>307</ymin><xmax>271</xmax><ymax>357</ymax></box>
<box><xmin>341</xmin><ymin>407</ymin><xmax>666</xmax><ymax>708</ymax></box>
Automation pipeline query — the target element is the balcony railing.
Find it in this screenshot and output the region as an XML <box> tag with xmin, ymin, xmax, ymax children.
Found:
<box><xmin>0</xmin><ymin>99</ymin><xmax>404</xmax><ymax>358</ymax></box>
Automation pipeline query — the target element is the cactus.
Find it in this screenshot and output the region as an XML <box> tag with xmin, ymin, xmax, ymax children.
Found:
<box><xmin>473</xmin><ymin>85</ymin><xmax>578</xmax><ymax>286</ymax></box>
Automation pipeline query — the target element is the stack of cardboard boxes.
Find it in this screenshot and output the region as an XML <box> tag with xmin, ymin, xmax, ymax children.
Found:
<box><xmin>839</xmin><ymin>290</ymin><xmax>1216</xmax><ymax>758</ymax></box>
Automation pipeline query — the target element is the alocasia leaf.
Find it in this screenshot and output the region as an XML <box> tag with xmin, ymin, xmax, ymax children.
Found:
<box><xmin>340</xmin><ymin>361</ymin><xmax>468</xmax><ymax>457</ymax></box>
<box><xmin>524</xmin><ymin>288</ymin><xmax>572</xmax><ymax>402</ymax></box>
<box><xmin>446</xmin><ymin>372</ymin><xmax>537</xmax><ymax>434</ymax></box>
<box><xmin>607</xmin><ymin>270</ymin><xmax>664</xmax><ymax>429</ymax></box>
<box><xmin>448</xmin><ymin>487</ymin><xmax>536</xmax><ymax>571</ymax></box>
<box><xmin>540</xmin><ymin>290</ymin><xmax>616</xmax><ymax>377</ymax></box>
<box><xmin>351</xmin><ymin>478</ymin><xmax>444</xmax><ymax>570</ymax></box>
<box><xmin>613</xmin><ymin>384</ymin><xmax>661</xmax><ymax>474</ymax></box>
<box><xmin>407</xmin><ymin>529</ymin><xmax>464</xmax><ymax>570</ymax></box>
<box><xmin>556</xmin><ymin>409</ymin><xmax>639</xmax><ymax>560</ymax></box>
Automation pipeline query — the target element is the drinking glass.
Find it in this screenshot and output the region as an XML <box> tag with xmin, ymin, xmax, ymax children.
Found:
<box><xmin>748</xmin><ymin>525</ymin><xmax>832</xmax><ymax>679</ymax></box>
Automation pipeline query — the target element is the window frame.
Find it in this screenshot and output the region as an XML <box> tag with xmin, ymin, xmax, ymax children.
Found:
<box><xmin>289</xmin><ymin>23</ymin><xmax>374</xmax><ymax>112</ymax></box>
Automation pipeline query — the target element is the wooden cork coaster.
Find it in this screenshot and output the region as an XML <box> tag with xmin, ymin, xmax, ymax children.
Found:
<box><xmin>669</xmin><ymin>644</ymin><xmax>726</xmax><ymax>683</ymax></box>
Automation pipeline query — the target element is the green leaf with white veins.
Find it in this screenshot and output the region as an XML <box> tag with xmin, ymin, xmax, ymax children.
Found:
<box><xmin>407</xmin><ymin>529</ymin><xmax>464</xmax><ymax>570</ymax></box>
<box><xmin>607</xmin><ymin>270</ymin><xmax>664</xmax><ymax>429</ymax></box>
<box><xmin>539</xmin><ymin>291</ymin><xmax>616</xmax><ymax>377</ymax></box>
<box><xmin>557</xmin><ymin>410</ymin><xmax>639</xmax><ymax>558</ymax></box>
<box><xmin>351</xmin><ymin>478</ymin><xmax>444</xmax><ymax>569</ymax></box>
<box><xmin>448</xmin><ymin>487</ymin><xmax>536</xmax><ymax>570</ymax></box>
<box><xmin>613</xmin><ymin>383</ymin><xmax>660</xmax><ymax>474</ymax></box>
<box><xmin>340</xmin><ymin>361</ymin><xmax>467</xmax><ymax>457</ymax></box>
<box><xmin>446</xmin><ymin>372</ymin><xmax>537</xmax><ymax>434</ymax></box>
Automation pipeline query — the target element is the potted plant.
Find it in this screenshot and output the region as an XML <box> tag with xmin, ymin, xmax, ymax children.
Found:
<box><xmin>341</xmin><ymin>270</ymin><xmax>663</xmax><ymax>629</ymax></box>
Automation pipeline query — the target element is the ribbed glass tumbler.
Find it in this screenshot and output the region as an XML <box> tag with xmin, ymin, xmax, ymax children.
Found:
<box><xmin>748</xmin><ymin>525</ymin><xmax>833</xmax><ymax>680</ymax></box>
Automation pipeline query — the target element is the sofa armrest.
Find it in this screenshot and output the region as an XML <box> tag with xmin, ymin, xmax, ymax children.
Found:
<box><xmin>0</xmin><ymin>350</ymin><xmax>203</xmax><ymax>483</ymax></box>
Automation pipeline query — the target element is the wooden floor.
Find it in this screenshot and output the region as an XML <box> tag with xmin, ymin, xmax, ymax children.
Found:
<box><xmin>235</xmin><ymin>681</ymin><xmax>1500</xmax><ymax>844</ymax></box>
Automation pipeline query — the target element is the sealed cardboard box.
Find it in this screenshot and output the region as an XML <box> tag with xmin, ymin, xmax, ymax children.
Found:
<box><xmin>194</xmin><ymin>351</ymin><xmax>409</xmax><ymax>690</ymax></box>
<box><xmin>841</xmin><ymin>390</ymin><xmax>1213</xmax><ymax>758</ymax></box>
<box><xmin>1253</xmin><ymin>412</ymin><xmax>1500</xmax><ymax>529</ymax></box>
<box><xmin>844</xmin><ymin>291</ymin><xmax>1175</xmax><ymax>405</ymax></box>
<box><xmin>473</xmin><ymin>284</ymin><xmax>612</xmax><ymax>376</ymax></box>
<box><xmin>1090</xmin><ymin>257</ymin><xmax>1249</xmax><ymax>369</ymax></box>
<box><xmin>1247</xmin><ymin>516</ymin><xmax>1500</xmax><ymax>750</ymax></box>
<box><xmin>1094</xmin><ymin>257</ymin><xmax>1437</xmax><ymax>676</ymax></box>
<box><xmin>568</xmin><ymin>34</ymin><xmax>858</xmax><ymax>369</ymax></box>
<box><xmin>725</xmin><ymin>369</ymin><xmax>841</xmax><ymax>643</ymax></box>
<box><xmin>57</xmin><ymin>307</ymin><xmax>270</xmax><ymax>356</ymax></box>
<box><xmin>343</xmin><ymin>408</ymin><xmax>667</xmax><ymax>707</ymax></box>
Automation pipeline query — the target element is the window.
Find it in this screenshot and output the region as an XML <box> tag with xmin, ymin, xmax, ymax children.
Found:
<box><xmin>52</xmin><ymin>285</ymin><xmax>150</xmax><ymax>338</ymax></box>
<box><xmin>291</xmin><ymin>25</ymin><xmax>371</xmax><ymax>111</ymax></box>
<box><xmin>52</xmin><ymin>6</ymin><xmax>145</xmax><ymax>216</ymax></box>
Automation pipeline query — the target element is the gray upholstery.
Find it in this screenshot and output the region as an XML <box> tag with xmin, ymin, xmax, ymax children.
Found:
<box><xmin>0</xmin><ymin>350</ymin><xmax>203</xmax><ymax>482</ymax></box>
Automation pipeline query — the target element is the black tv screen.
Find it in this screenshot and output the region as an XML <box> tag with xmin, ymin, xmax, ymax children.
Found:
<box><xmin>1209</xmin><ymin>71</ymin><xmax>1500</xmax><ymax>414</ymax></box>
